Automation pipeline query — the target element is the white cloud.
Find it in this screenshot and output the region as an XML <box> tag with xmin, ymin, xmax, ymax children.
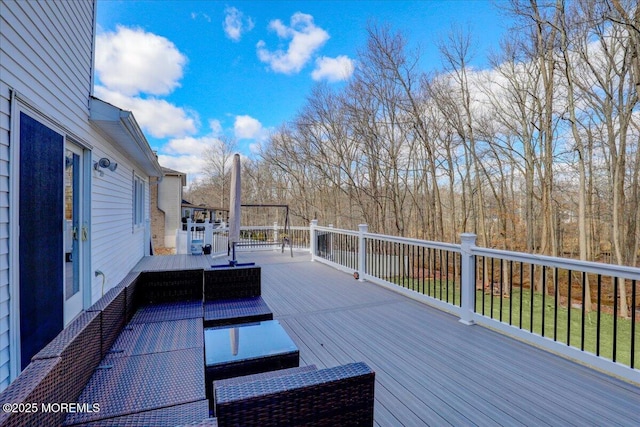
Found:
<box><xmin>312</xmin><ymin>55</ymin><xmax>354</xmax><ymax>82</ymax></box>
<box><xmin>94</xmin><ymin>86</ymin><xmax>198</xmax><ymax>138</ymax></box>
<box><xmin>162</xmin><ymin>136</ymin><xmax>219</xmax><ymax>157</ymax></box>
<box><xmin>234</xmin><ymin>115</ymin><xmax>263</xmax><ymax>139</ymax></box>
<box><xmin>158</xmin><ymin>134</ymin><xmax>224</xmax><ymax>183</ymax></box>
<box><xmin>208</xmin><ymin>119</ymin><xmax>223</xmax><ymax>137</ymax></box>
<box><xmin>191</xmin><ymin>12</ymin><xmax>212</xmax><ymax>22</ymax></box>
<box><xmin>95</xmin><ymin>26</ymin><xmax>187</xmax><ymax>96</ymax></box>
<box><xmin>256</xmin><ymin>12</ymin><xmax>329</xmax><ymax>74</ymax></box>
<box><xmin>249</xmin><ymin>141</ymin><xmax>264</xmax><ymax>155</ymax></box>
<box><xmin>158</xmin><ymin>154</ymin><xmax>206</xmax><ymax>182</ymax></box>
<box><xmin>223</xmin><ymin>7</ymin><xmax>254</xmax><ymax>41</ymax></box>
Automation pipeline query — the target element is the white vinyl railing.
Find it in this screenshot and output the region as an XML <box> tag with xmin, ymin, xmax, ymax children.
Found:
<box><xmin>179</xmin><ymin>218</ymin><xmax>640</xmax><ymax>382</ymax></box>
<box><xmin>178</xmin><ymin>220</ymin><xmax>310</xmax><ymax>256</ymax></box>
<box><xmin>307</xmin><ymin>220</ymin><xmax>640</xmax><ymax>384</ymax></box>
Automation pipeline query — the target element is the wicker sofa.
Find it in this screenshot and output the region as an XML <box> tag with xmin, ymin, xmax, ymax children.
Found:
<box><xmin>0</xmin><ymin>265</ymin><xmax>375</xmax><ymax>426</ymax></box>
<box><xmin>213</xmin><ymin>363</ymin><xmax>375</xmax><ymax>426</ymax></box>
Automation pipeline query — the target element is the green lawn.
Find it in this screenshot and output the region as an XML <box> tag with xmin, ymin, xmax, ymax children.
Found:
<box><xmin>478</xmin><ymin>287</ymin><xmax>639</xmax><ymax>367</ymax></box>
<box><xmin>387</xmin><ymin>276</ymin><xmax>639</xmax><ymax>368</ymax></box>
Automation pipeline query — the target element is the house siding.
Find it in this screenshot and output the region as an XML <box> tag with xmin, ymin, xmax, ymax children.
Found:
<box><xmin>0</xmin><ymin>0</ymin><xmax>157</xmax><ymax>390</ymax></box>
<box><xmin>90</xmin><ymin>152</ymin><xmax>148</xmax><ymax>302</ymax></box>
<box><xmin>0</xmin><ymin>1</ymin><xmax>94</xmax><ymax>130</ymax></box>
<box><xmin>0</xmin><ymin>0</ymin><xmax>96</xmax><ymax>390</ymax></box>
<box><xmin>0</xmin><ymin>62</ymin><xmax>10</xmax><ymax>392</ymax></box>
<box><xmin>151</xmin><ymin>176</ymin><xmax>166</xmax><ymax>250</ymax></box>
<box><xmin>158</xmin><ymin>175</ymin><xmax>184</xmax><ymax>248</ymax></box>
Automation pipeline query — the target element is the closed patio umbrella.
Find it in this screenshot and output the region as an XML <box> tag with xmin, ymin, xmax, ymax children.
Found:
<box><xmin>229</xmin><ymin>153</ymin><xmax>241</xmax><ymax>264</ymax></box>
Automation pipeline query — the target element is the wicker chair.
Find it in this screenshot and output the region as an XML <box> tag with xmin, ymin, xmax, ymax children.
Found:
<box><xmin>213</xmin><ymin>362</ymin><xmax>375</xmax><ymax>427</ymax></box>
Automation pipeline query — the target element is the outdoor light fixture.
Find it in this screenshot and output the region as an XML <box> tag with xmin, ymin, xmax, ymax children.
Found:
<box><xmin>93</xmin><ymin>157</ymin><xmax>118</xmax><ymax>176</ymax></box>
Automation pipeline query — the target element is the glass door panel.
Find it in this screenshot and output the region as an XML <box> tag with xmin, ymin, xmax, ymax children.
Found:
<box><xmin>64</xmin><ymin>146</ymin><xmax>83</xmax><ymax>324</ymax></box>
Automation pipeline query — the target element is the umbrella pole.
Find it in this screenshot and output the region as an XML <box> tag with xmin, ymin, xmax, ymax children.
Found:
<box><xmin>231</xmin><ymin>242</ymin><xmax>237</xmax><ymax>266</ymax></box>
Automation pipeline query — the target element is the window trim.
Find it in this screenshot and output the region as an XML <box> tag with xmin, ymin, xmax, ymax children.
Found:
<box><xmin>133</xmin><ymin>174</ymin><xmax>145</xmax><ymax>228</ymax></box>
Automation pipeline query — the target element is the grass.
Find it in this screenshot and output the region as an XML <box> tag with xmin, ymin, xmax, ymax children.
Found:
<box><xmin>387</xmin><ymin>276</ymin><xmax>639</xmax><ymax>368</ymax></box>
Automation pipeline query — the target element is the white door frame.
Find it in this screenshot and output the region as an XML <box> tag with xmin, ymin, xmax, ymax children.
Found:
<box><xmin>8</xmin><ymin>92</ymin><xmax>92</xmax><ymax>380</ymax></box>
<box><xmin>64</xmin><ymin>142</ymin><xmax>88</xmax><ymax>325</ymax></box>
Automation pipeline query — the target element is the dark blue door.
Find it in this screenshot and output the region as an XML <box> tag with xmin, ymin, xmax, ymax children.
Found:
<box><xmin>19</xmin><ymin>112</ymin><xmax>64</xmax><ymax>369</ymax></box>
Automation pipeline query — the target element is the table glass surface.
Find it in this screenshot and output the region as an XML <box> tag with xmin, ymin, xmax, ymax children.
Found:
<box><xmin>204</xmin><ymin>320</ymin><xmax>298</xmax><ymax>366</ymax></box>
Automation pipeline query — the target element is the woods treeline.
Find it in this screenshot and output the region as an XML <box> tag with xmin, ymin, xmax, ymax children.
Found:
<box><xmin>188</xmin><ymin>0</ymin><xmax>640</xmax><ymax>269</ymax></box>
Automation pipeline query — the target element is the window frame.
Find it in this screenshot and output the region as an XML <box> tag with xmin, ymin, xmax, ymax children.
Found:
<box><xmin>133</xmin><ymin>174</ymin><xmax>145</xmax><ymax>228</ymax></box>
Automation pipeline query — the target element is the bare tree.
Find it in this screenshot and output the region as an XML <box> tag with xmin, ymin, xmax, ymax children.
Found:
<box><xmin>202</xmin><ymin>135</ymin><xmax>237</xmax><ymax>209</ymax></box>
<box><xmin>435</xmin><ymin>25</ymin><xmax>494</xmax><ymax>251</ymax></box>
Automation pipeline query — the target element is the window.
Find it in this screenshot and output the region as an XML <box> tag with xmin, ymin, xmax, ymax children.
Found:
<box><xmin>134</xmin><ymin>175</ymin><xmax>145</xmax><ymax>227</ymax></box>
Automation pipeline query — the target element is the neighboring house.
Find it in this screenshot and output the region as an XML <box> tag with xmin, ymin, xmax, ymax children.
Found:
<box><xmin>0</xmin><ymin>0</ymin><xmax>163</xmax><ymax>391</ymax></box>
<box><xmin>151</xmin><ymin>166</ymin><xmax>186</xmax><ymax>250</ymax></box>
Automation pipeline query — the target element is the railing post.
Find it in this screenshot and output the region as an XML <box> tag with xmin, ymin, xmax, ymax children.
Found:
<box><xmin>186</xmin><ymin>218</ymin><xmax>193</xmax><ymax>255</ymax></box>
<box><xmin>459</xmin><ymin>233</ymin><xmax>477</xmax><ymax>325</ymax></box>
<box><xmin>358</xmin><ymin>224</ymin><xmax>368</xmax><ymax>281</ymax></box>
<box><xmin>204</xmin><ymin>222</ymin><xmax>212</xmax><ymax>247</ymax></box>
<box><xmin>328</xmin><ymin>224</ymin><xmax>334</xmax><ymax>262</ymax></box>
<box><xmin>310</xmin><ymin>219</ymin><xmax>318</xmax><ymax>261</ymax></box>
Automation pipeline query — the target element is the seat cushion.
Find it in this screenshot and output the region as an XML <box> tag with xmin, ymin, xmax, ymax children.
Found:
<box><xmin>204</xmin><ymin>297</ymin><xmax>272</xmax><ymax>327</ymax></box>
<box><xmin>64</xmin><ymin>348</ymin><xmax>206</xmax><ymax>426</ymax></box>
<box><xmin>108</xmin><ymin>318</ymin><xmax>203</xmax><ymax>357</ymax></box>
<box><xmin>130</xmin><ymin>301</ymin><xmax>204</xmax><ymax>324</ymax></box>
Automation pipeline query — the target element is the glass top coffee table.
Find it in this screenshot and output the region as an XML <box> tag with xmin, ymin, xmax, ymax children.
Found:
<box><xmin>204</xmin><ymin>320</ymin><xmax>299</xmax><ymax>400</ymax></box>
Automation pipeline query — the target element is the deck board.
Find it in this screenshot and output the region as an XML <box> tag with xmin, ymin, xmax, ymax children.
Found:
<box><xmin>134</xmin><ymin>251</ymin><xmax>640</xmax><ymax>426</ymax></box>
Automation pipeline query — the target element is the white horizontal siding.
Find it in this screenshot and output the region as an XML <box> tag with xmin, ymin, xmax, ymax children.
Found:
<box><xmin>90</xmin><ymin>146</ymin><xmax>148</xmax><ymax>304</ymax></box>
<box><xmin>0</xmin><ymin>2</ymin><xmax>13</xmax><ymax>390</ymax></box>
<box><xmin>0</xmin><ymin>1</ymin><xmax>93</xmax><ymax>131</ymax></box>
<box><xmin>1</xmin><ymin>0</ymin><xmax>96</xmax><ymax>391</ymax></box>
<box><xmin>1</xmin><ymin>0</ymin><xmax>157</xmax><ymax>390</ymax></box>
<box><xmin>0</xmin><ymin>0</ymin><xmax>156</xmax><ymax>391</ymax></box>
<box><xmin>0</xmin><ymin>104</ymin><xmax>8</xmax><ymax>391</ymax></box>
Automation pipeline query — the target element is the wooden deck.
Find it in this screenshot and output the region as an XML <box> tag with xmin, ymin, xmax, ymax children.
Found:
<box><xmin>134</xmin><ymin>251</ymin><xmax>640</xmax><ymax>426</ymax></box>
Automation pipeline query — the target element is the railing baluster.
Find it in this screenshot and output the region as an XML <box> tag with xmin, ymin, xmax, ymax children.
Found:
<box><xmin>446</xmin><ymin>250</ymin><xmax>450</xmax><ymax>303</ymax></box>
<box><xmin>376</xmin><ymin>239</ymin><xmax>380</xmax><ymax>280</ymax></box>
<box><xmin>613</xmin><ymin>277</ymin><xmax>618</xmax><ymax>363</ymax></box>
<box><xmin>597</xmin><ymin>274</ymin><xmax>602</xmax><ymax>357</ymax></box>
<box><xmin>431</xmin><ymin>247</ymin><xmax>436</xmax><ymax>297</ymax></box>
<box><xmin>490</xmin><ymin>257</ymin><xmax>495</xmax><ymax>319</ymax></box>
<box><xmin>567</xmin><ymin>270</ymin><xmax>572</xmax><ymax>347</ymax></box>
<box><xmin>499</xmin><ymin>258</ymin><xmax>504</xmax><ymax>323</ymax></box>
<box><xmin>411</xmin><ymin>244</ymin><xmax>415</xmax><ymax>292</ymax></box>
<box><xmin>393</xmin><ymin>242</ymin><xmax>402</xmax><ymax>281</ymax></box>
<box><xmin>403</xmin><ymin>243</ymin><xmax>407</xmax><ymax>289</ymax></box>
<box><xmin>453</xmin><ymin>252</ymin><xmax>457</xmax><ymax>305</ymax></box>
<box><xmin>529</xmin><ymin>264</ymin><xmax>535</xmax><ymax>333</ymax></box>
<box><xmin>420</xmin><ymin>245</ymin><xmax>424</xmax><ymax>295</ymax></box>
<box><xmin>581</xmin><ymin>272</ymin><xmax>586</xmax><ymax>351</ymax></box>
<box><xmin>632</xmin><ymin>279</ymin><xmax>637</xmax><ymax>369</ymax></box>
<box><xmin>439</xmin><ymin>250</ymin><xmax>444</xmax><ymax>301</ymax></box>
<box><xmin>386</xmin><ymin>242</ymin><xmax>393</xmax><ymax>283</ymax></box>
<box><xmin>508</xmin><ymin>260</ymin><xmax>513</xmax><ymax>325</ymax></box>
<box><xmin>519</xmin><ymin>262</ymin><xmax>524</xmax><ymax>329</ymax></box>
<box><xmin>553</xmin><ymin>268</ymin><xmax>560</xmax><ymax>341</ymax></box>
<box><xmin>542</xmin><ymin>266</ymin><xmax>546</xmax><ymax>337</ymax></box>
<box><xmin>482</xmin><ymin>256</ymin><xmax>486</xmax><ymax>316</ymax></box>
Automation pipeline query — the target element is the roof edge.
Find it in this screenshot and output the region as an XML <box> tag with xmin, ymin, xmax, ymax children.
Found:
<box><xmin>89</xmin><ymin>97</ymin><xmax>163</xmax><ymax>177</ymax></box>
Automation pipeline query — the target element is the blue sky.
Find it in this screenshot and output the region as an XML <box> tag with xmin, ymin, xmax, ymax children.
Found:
<box><xmin>95</xmin><ymin>1</ymin><xmax>509</xmax><ymax>182</ymax></box>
